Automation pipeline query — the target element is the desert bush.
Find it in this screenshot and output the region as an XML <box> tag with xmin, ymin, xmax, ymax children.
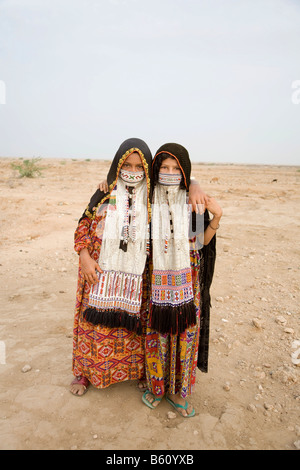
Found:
<box><xmin>11</xmin><ymin>157</ymin><xmax>43</xmax><ymax>178</ymax></box>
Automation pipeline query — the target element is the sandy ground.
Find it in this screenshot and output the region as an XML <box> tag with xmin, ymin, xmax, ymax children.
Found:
<box><xmin>0</xmin><ymin>157</ymin><xmax>299</xmax><ymax>451</ymax></box>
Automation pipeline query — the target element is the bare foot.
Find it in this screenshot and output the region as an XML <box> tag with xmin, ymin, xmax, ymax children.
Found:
<box><xmin>137</xmin><ymin>380</ymin><xmax>148</xmax><ymax>392</ymax></box>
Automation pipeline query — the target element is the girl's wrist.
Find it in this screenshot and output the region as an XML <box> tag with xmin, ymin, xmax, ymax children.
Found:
<box><xmin>80</xmin><ymin>248</ymin><xmax>90</xmax><ymax>258</ymax></box>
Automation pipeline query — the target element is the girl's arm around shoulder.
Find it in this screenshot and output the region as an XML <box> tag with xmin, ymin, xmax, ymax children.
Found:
<box><xmin>188</xmin><ymin>179</ymin><xmax>209</xmax><ymax>212</ymax></box>
<box><xmin>203</xmin><ymin>197</ymin><xmax>223</xmax><ymax>245</ymax></box>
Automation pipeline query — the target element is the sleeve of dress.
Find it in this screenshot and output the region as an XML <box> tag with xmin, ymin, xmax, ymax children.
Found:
<box><xmin>74</xmin><ymin>216</ymin><xmax>92</xmax><ymax>254</ymax></box>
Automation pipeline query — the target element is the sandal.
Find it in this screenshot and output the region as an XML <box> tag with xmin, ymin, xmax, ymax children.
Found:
<box><xmin>70</xmin><ymin>376</ymin><xmax>89</xmax><ymax>396</ymax></box>
<box><xmin>142</xmin><ymin>390</ymin><xmax>162</xmax><ymax>409</ymax></box>
<box><xmin>166</xmin><ymin>396</ymin><xmax>195</xmax><ymax>418</ymax></box>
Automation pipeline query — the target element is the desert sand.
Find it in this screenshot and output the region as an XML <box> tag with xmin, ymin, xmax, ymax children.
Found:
<box><xmin>0</xmin><ymin>157</ymin><xmax>299</xmax><ymax>451</ymax></box>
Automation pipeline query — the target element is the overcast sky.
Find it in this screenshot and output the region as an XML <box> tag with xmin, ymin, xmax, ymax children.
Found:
<box><xmin>0</xmin><ymin>0</ymin><xmax>299</xmax><ymax>164</ymax></box>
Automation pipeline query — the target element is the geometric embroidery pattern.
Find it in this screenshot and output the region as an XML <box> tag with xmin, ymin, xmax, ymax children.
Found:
<box><xmin>72</xmin><ymin>208</ymin><xmax>148</xmax><ymax>389</ymax></box>
<box><xmin>145</xmin><ymin>250</ymin><xmax>201</xmax><ymax>399</ymax></box>
<box><xmin>152</xmin><ymin>267</ymin><xmax>194</xmax><ymax>306</ymax></box>
<box><xmin>89</xmin><ymin>270</ymin><xmax>143</xmax><ymax>314</ymax></box>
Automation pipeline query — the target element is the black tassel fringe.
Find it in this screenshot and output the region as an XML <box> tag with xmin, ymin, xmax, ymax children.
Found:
<box><xmin>150</xmin><ymin>301</ymin><xmax>196</xmax><ymax>335</ymax></box>
<box><xmin>82</xmin><ymin>307</ymin><xmax>142</xmax><ymax>335</ymax></box>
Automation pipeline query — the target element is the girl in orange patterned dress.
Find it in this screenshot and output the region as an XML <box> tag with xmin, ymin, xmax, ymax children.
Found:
<box><xmin>70</xmin><ymin>138</ymin><xmax>152</xmax><ymax>395</ymax></box>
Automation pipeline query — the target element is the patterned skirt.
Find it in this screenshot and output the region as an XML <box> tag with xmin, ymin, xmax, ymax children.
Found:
<box><xmin>72</xmin><ymin>271</ymin><xmax>148</xmax><ymax>389</ymax></box>
<box><xmin>145</xmin><ymin>251</ymin><xmax>201</xmax><ymax>398</ymax></box>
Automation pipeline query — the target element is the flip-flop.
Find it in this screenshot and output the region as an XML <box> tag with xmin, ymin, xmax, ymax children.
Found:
<box><xmin>142</xmin><ymin>390</ymin><xmax>162</xmax><ymax>409</ymax></box>
<box><xmin>70</xmin><ymin>376</ymin><xmax>89</xmax><ymax>396</ymax></box>
<box><xmin>166</xmin><ymin>396</ymin><xmax>195</xmax><ymax>418</ymax></box>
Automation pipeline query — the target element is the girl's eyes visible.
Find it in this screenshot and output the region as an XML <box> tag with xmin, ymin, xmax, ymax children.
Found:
<box><xmin>123</xmin><ymin>164</ymin><xmax>143</xmax><ymax>169</ymax></box>
<box><xmin>160</xmin><ymin>166</ymin><xmax>180</xmax><ymax>170</ymax></box>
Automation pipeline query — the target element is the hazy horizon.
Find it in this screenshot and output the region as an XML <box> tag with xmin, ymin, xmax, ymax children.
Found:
<box><xmin>0</xmin><ymin>0</ymin><xmax>299</xmax><ymax>166</ymax></box>
<box><xmin>1</xmin><ymin>155</ymin><xmax>299</xmax><ymax>168</ymax></box>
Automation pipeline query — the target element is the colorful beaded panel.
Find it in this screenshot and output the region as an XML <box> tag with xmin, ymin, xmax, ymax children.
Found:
<box><xmin>89</xmin><ymin>270</ymin><xmax>143</xmax><ymax>314</ymax></box>
<box><xmin>151</xmin><ymin>268</ymin><xmax>194</xmax><ymax>306</ymax></box>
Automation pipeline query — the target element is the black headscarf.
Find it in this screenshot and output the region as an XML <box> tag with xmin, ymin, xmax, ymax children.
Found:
<box><xmin>80</xmin><ymin>137</ymin><xmax>153</xmax><ymax>222</ymax></box>
<box><xmin>152</xmin><ymin>142</ymin><xmax>191</xmax><ymax>189</ymax></box>
<box><xmin>152</xmin><ymin>142</ymin><xmax>216</xmax><ymax>373</ymax></box>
